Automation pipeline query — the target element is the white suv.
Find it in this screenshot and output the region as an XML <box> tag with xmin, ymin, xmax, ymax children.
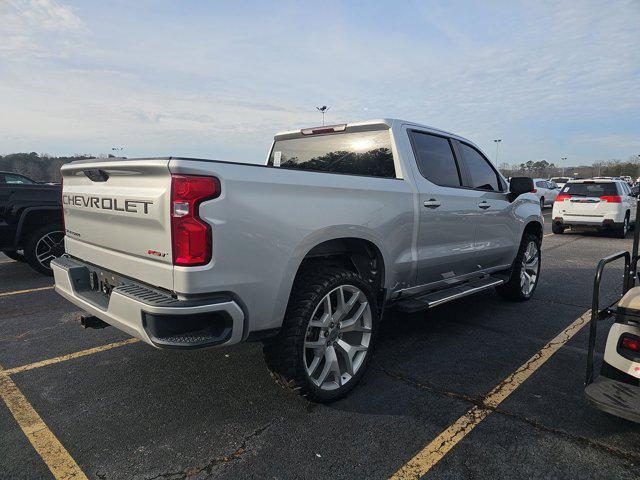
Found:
<box><xmin>552</xmin><ymin>179</ymin><xmax>637</xmax><ymax>237</ymax></box>
<box><xmin>533</xmin><ymin>178</ymin><xmax>559</xmax><ymax>208</ymax></box>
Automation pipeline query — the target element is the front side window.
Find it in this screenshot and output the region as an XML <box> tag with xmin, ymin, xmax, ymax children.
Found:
<box><xmin>460</xmin><ymin>143</ymin><xmax>501</xmax><ymax>191</ymax></box>
<box><xmin>268</xmin><ymin>129</ymin><xmax>395</xmax><ymax>178</ymax></box>
<box><xmin>4</xmin><ymin>174</ymin><xmax>35</xmax><ymax>184</ymax></box>
<box><xmin>409</xmin><ymin>131</ymin><xmax>461</xmax><ymax>187</ymax></box>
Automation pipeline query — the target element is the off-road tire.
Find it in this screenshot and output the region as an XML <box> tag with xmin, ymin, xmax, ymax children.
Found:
<box><xmin>263</xmin><ymin>267</ymin><xmax>378</xmax><ymax>403</ymax></box>
<box><xmin>497</xmin><ymin>233</ymin><xmax>541</xmax><ymax>301</ymax></box>
<box><xmin>24</xmin><ymin>225</ymin><xmax>65</xmax><ymax>276</ymax></box>
<box><xmin>2</xmin><ymin>250</ymin><xmax>25</xmax><ymax>262</ymax></box>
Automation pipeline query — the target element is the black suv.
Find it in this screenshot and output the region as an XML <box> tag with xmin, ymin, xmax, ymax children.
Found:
<box><xmin>0</xmin><ymin>171</ymin><xmax>64</xmax><ymax>275</ymax></box>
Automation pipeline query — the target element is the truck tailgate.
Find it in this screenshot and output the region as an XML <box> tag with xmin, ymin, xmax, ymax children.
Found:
<box><xmin>61</xmin><ymin>158</ymin><xmax>174</xmax><ymax>290</ymax></box>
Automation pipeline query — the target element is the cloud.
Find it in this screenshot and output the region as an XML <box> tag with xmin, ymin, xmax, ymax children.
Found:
<box><xmin>0</xmin><ymin>0</ymin><xmax>84</xmax><ymax>58</ymax></box>
<box><xmin>0</xmin><ymin>0</ymin><xmax>638</xmax><ymax>164</ymax></box>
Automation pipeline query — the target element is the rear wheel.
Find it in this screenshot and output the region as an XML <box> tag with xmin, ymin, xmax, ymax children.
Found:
<box><xmin>497</xmin><ymin>233</ymin><xmax>541</xmax><ymax>301</ymax></box>
<box><xmin>263</xmin><ymin>268</ymin><xmax>378</xmax><ymax>403</ymax></box>
<box><xmin>615</xmin><ymin>214</ymin><xmax>629</xmax><ymax>239</ymax></box>
<box><xmin>552</xmin><ymin>222</ymin><xmax>565</xmax><ymax>234</ymax></box>
<box><xmin>24</xmin><ymin>225</ymin><xmax>65</xmax><ymax>276</ymax></box>
<box><xmin>540</xmin><ymin>197</ymin><xmax>545</xmax><ymax>209</ymax></box>
<box><xmin>2</xmin><ymin>250</ymin><xmax>25</xmax><ymax>262</ymax></box>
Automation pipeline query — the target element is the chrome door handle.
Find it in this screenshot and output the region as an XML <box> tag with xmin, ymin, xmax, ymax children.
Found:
<box><xmin>423</xmin><ymin>199</ymin><xmax>441</xmax><ymax>209</ymax></box>
<box><xmin>478</xmin><ymin>201</ymin><xmax>491</xmax><ymax>209</ymax></box>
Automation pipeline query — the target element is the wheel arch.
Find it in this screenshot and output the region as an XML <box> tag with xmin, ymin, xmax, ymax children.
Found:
<box><xmin>12</xmin><ymin>206</ymin><xmax>62</xmax><ymax>248</ymax></box>
<box><xmin>523</xmin><ymin>220</ymin><xmax>543</xmax><ymax>243</ymax></box>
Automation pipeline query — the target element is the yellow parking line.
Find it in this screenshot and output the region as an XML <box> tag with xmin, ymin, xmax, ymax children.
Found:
<box><xmin>390</xmin><ymin>310</ymin><xmax>590</xmax><ymax>480</ymax></box>
<box><xmin>4</xmin><ymin>338</ymin><xmax>140</xmax><ymax>376</ymax></box>
<box><xmin>0</xmin><ymin>286</ymin><xmax>55</xmax><ymax>298</ymax></box>
<box><xmin>0</xmin><ymin>363</ymin><xmax>88</xmax><ymax>480</ymax></box>
<box><xmin>0</xmin><ymin>260</ymin><xmax>16</xmax><ymax>264</ymax></box>
<box><xmin>543</xmin><ymin>233</ymin><xmax>554</xmax><ymax>237</ymax></box>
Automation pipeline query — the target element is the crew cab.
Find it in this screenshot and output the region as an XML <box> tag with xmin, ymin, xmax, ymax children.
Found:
<box><xmin>552</xmin><ymin>179</ymin><xmax>637</xmax><ymax>237</ymax></box>
<box><xmin>52</xmin><ymin>119</ymin><xmax>543</xmax><ymax>401</ymax></box>
<box><xmin>0</xmin><ymin>171</ymin><xmax>64</xmax><ymax>275</ymax></box>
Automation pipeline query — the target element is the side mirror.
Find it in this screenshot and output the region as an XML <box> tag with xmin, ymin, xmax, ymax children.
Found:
<box><xmin>510</xmin><ymin>176</ymin><xmax>535</xmax><ymax>196</ymax></box>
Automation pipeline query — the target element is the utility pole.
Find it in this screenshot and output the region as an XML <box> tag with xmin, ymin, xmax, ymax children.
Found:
<box><xmin>494</xmin><ymin>139</ymin><xmax>502</xmax><ymax>164</ymax></box>
<box><xmin>316</xmin><ymin>106</ymin><xmax>329</xmax><ymax>126</ymax></box>
<box><xmin>561</xmin><ymin>157</ymin><xmax>567</xmax><ymax>176</ymax></box>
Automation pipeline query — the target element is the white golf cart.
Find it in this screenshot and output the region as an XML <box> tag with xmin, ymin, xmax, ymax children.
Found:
<box><xmin>586</xmin><ymin>200</ymin><xmax>640</xmax><ymax>422</ymax></box>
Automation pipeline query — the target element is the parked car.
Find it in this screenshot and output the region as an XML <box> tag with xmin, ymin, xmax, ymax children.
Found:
<box><xmin>0</xmin><ymin>171</ymin><xmax>64</xmax><ymax>274</ymax></box>
<box><xmin>549</xmin><ymin>177</ymin><xmax>573</xmax><ymax>189</ymax></box>
<box><xmin>533</xmin><ymin>178</ymin><xmax>559</xmax><ymax>208</ymax></box>
<box><xmin>552</xmin><ymin>179</ymin><xmax>637</xmax><ymax>237</ymax></box>
<box><xmin>52</xmin><ymin>119</ymin><xmax>543</xmax><ymax>402</ymax></box>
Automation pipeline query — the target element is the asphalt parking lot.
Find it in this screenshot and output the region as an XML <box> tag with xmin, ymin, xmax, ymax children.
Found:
<box><xmin>1</xmin><ymin>210</ymin><xmax>639</xmax><ymax>480</ymax></box>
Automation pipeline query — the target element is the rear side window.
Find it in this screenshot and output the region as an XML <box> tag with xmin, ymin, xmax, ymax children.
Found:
<box><xmin>561</xmin><ymin>182</ymin><xmax>618</xmax><ymax>196</ymax></box>
<box><xmin>408</xmin><ymin>131</ymin><xmax>461</xmax><ymax>187</ymax></box>
<box><xmin>535</xmin><ymin>181</ymin><xmax>546</xmax><ymax>188</ymax></box>
<box><xmin>459</xmin><ymin>143</ymin><xmax>501</xmax><ymax>191</ymax></box>
<box><xmin>268</xmin><ymin>129</ymin><xmax>395</xmax><ymax>178</ymax></box>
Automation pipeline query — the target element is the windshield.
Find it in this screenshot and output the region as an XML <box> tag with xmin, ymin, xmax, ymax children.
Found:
<box><xmin>561</xmin><ymin>182</ymin><xmax>618</xmax><ymax>196</ymax></box>
<box><xmin>551</xmin><ymin>177</ymin><xmax>569</xmax><ymax>183</ymax></box>
<box><xmin>268</xmin><ymin>129</ymin><xmax>395</xmax><ymax>178</ymax></box>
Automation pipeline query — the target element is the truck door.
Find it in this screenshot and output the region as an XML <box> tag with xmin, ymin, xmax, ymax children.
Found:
<box><xmin>454</xmin><ymin>141</ymin><xmax>517</xmax><ymax>271</ymax></box>
<box><xmin>407</xmin><ymin>130</ymin><xmax>481</xmax><ymax>286</ymax></box>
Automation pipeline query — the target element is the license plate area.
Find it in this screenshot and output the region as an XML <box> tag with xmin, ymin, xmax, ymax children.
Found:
<box><xmin>88</xmin><ymin>268</ymin><xmax>123</xmax><ymax>298</ymax></box>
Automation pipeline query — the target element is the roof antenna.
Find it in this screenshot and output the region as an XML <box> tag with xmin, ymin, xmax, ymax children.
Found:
<box><xmin>316</xmin><ymin>106</ymin><xmax>329</xmax><ymax>126</ymax></box>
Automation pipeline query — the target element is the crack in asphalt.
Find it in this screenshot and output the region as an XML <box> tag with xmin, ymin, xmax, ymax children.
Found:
<box><xmin>378</xmin><ymin>368</ymin><xmax>640</xmax><ymax>463</ymax></box>
<box><xmin>142</xmin><ymin>421</ymin><xmax>274</xmax><ymax>480</ymax></box>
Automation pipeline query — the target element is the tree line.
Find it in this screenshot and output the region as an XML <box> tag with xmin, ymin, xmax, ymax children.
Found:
<box><xmin>0</xmin><ymin>152</ymin><xmax>95</xmax><ymax>182</ymax></box>
<box><xmin>499</xmin><ymin>156</ymin><xmax>640</xmax><ymax>180</ymax></box>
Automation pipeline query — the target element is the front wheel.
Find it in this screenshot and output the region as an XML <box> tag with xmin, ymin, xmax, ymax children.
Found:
<box><xmin>24</xmin><ymin>225</ymin><xmax>65</xmax><ymax>276</ymax></box>
<box><xmin>263</xmin><ymin>268</ymin><xmax>378</xmax><ymax>403</ymax></box>
<box><xmin>497</xmin><ymin>233</ymin><xmax>541</xmax><ymax>301</ymax></box>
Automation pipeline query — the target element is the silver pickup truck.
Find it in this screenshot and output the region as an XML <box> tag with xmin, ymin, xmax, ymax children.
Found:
<box><xmin>52</xmin><ymin>118</ymin><xmax>542</xmax><ymax>402</ymax></box>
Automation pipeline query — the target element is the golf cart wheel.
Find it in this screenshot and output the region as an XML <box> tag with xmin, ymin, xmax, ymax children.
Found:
<box><xmin>2</xmin><ymin>250</ymin><xmax>25</xmax><ymax>262</ymax></box>
<box><xmin>497</xmin><ymin>233</ymin><xmax>541</xmax><ymax>301</ymax></box>
<box><xmin>552</xmin><ymin>222</ymin><xmax>565</xmax><ymax>234</ymax></box>
<box><xmin>263</xmin><ymin>267</ymin><xmax>378</xmax><ymax>403</ymax></box>
<box><xmin>24</xmin><ymin>225</ymin><xmax>65</xmax><ymax>276</ymax></box>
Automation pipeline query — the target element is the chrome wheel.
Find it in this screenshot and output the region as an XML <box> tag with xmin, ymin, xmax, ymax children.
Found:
<box><xmin>520</xmin><ymin>241</ymin><xmax>539</xmax><ymax>296</ymax></box>
<box><xmin>303</xmin><ymin>284</ymin><xmax>372</xmax><ymax>391</ymax></box>
<box><xmin>35</xmin><ymin>230</ymin><xmax>65</xmax><ymax>269</ymax></box>
<box><xmin>623</xmin><ymin>217</ymin><xmax>629</xmax><ymax>236</ymax></box>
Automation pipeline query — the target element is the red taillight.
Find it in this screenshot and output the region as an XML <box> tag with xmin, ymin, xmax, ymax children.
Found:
<box><xmin>170</xmin><ymin>175</ymin><xmax>220</xmax><ymax>266</ymax></box>
<box><xmin>600</xmin><ymin>195</ymin><xmax>622</xmax><ymax>203</ymax></box>
<box><xmin>621</xmin><ymin>336</ymin><xmax>640</xmax><ymax>353</ymax></box>
<box><xmin>555</xmin><ymin>194</ymin><xmax>571</xmax><ymax>202</ymax></box>
<box><xmin>532</xmin><ymin>188</ymin><xmax>537</xmax><ymax>193</ymax></box>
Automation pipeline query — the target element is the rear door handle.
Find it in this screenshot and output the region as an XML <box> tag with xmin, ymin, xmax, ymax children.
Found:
<box><xmin>478</xmin><ymin>201</ymin><xmax>491</xmax><ymax>210</ymax></box>
<box><xmin>423</xmin><ymin>199</ymin><xmax>441</xmax><ymax>209</ymax></box>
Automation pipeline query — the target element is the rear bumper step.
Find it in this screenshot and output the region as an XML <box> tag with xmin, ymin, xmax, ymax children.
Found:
<box><xmin>585</xmin><ymin>376</ymin><xmax>640</xmax><ymax>424</ymax></box>
<box><xmin>52</xmin><ymin>255</ymin><xmax>244</xmax><ymax>349</ymax></box>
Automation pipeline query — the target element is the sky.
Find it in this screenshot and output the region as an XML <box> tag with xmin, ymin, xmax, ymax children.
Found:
<box><xmin>0</xmin><ymin>0</ymin><xmax>639</xmax><ymax>167</ymax></box>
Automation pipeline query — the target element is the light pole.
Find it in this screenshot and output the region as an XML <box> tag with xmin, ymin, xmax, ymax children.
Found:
<box><xmin>494</xmin><ymin>139</ymin><xmax>502</xmax><ymax>164</ymax></box>
<box><xmin>561</xmin><ymin>157</ymin><xmax>567</xmax><ymax>176</ymax></box>
<box><xmin>316</xmin><ymin>106</ymin><xmax>329</xmax><ymax>126</ymax></box>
